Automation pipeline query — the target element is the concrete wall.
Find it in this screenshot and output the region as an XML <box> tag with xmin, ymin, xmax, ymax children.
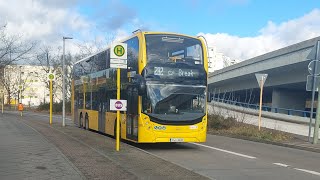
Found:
<box><xmin>271</xmin><ymin>89</ymin><xmax>306</xmax><ymax>114</ymax></box>
<box><xmin>209</xmin><ymin>36</ymin><xmax>320</xmax><ymax>84</ymax></box>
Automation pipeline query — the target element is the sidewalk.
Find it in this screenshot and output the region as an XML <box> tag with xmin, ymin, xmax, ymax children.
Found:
<box><xmin>1</xmin><ymin>111</ymin><xmax>209</xmax><ymax>180</ymax></box>
<box><xmin>0</xmin><ymin>113</ymin><xmax>84</xmax><ymax>180</ymax></box>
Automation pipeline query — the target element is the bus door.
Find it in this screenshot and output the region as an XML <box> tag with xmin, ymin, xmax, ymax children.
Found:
<box><xmin>74</xmin><ymin>91</ymin><xmax>78</xmax><ymax>125</ymax></box>
<box><xmin>126</xmin><ymin>86</ymin><xmax>138</xmax><ymax>141</ymax></box>
<box><xmin>98</xmin><ymin>88</ymin><xmax>106</xmax><ymax>133</ymax></box>
<box><xmin>74</xmin><ymin>91</ymin><xmax>82</xmax><ymax>126</ymax></box>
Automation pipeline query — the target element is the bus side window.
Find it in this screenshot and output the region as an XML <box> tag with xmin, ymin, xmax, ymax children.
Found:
<box><xmin>125</xmin><ymin>37</ymin><xmax>139</xmax><ymax>72</ymax></box>
<box><xmin>106</xmin><ymin>90</ymin><xmax>116</xmax><ymax>112</ymax></box>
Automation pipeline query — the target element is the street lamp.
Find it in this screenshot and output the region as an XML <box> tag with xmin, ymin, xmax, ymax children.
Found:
<box><xmin>19</xmin><ymin>66</ymin><xmax>22</xmax><ymax>104</ymax></box>
<box><xmin>62</xmin><ymin>36</ymin><xmax>72</xmax><ymax>127</ymax></box>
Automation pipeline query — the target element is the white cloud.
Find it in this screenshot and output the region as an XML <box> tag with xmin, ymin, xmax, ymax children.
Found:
<box><xmin>199</xmin><ymin>9</ymin><xmax>320</xmax><ymax>61</ymax></box>
<box><xmin>0</xmin><ymin>0</ymin><xmax>142</xmax><ymax>56</ymax></box>
<box><xmin>0</xmin><ymin>0</ymin><xmax>92</xmax><ymax>53</ymax></box>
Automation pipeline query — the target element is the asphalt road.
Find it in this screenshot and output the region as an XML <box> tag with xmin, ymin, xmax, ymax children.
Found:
<box><xmin>3</xmin><ymin>111</ymin><xmax>320</xmax><ymax>180</ymax></box>
<box><xmin>136</xmin><ymin>135</ymin><xmax>320</xmax><ymax>180</ymax></box>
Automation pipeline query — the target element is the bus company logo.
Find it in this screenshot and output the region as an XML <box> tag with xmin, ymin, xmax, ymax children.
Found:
<box><xmin>114</xmin><ymin>101</ymin><xmax>123</xmax><ymax>109</ymax></box>
<box><xmin>154</xmin><ymin>125</ymin><xmax>166</xmax><ymax>130</ymax></box>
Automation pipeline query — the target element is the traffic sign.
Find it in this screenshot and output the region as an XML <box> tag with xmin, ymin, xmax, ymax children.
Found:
<box><xmin>110</xmin><ymin>59</ymin><xmax>127</xmax><ymax>64</ymax></box>
<box><xmin>308</xmin><ymin>60</ymin><xmax>320</xmax><ymax>75</ymax></box>
<box><xmin>81</xmin><ymin>76</ymin><xmax>89</xmax><ymax>83</ymax></box>
<box><xmin>18</xmin><ymin>85</ymin><xmax>23</xmax><ymax>90</ymax></box>
<box><xmin>110</xmin><ymin>43</ymin><xmax>127</xmax><ymax>60</ymax></box>
<box><xmin>47</xmin><ymin>73</ymin><xmax>55</xmax><ymax>81</ymax></box>
<box><xmin>110</xmin><ymin>63</ymin><xmax>127</xmax><ymax>69</ymax></box>
<box><xmin>255</xmin><ymin>73</ymin><xmax>268</xmax><ymax>88</ymax></box>
<box><xmin>110</xmin><ymin>99</ymin><xmax>127</xmax><ymax>111</ymax></box>
<box><xmin>306</xmin><ymin>75</ymin><xmax>320</xmax><ymax>92</ymax></box>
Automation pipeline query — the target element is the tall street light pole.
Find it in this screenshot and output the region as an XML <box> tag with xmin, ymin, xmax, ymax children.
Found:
<box><xmin>62</xmin><ymin>36</ymin><xmax>72</xmax><ymax>127</ymax></box>
<box><xmin>19</xmin><ymin>66</ymin><xmax>22</xmax><ymax>104</ymax></box>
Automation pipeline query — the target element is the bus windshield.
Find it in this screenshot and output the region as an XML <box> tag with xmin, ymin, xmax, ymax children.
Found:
<box><xmin>143</xmin><ymin>83</ymin><xmax>206</xmax><ymax>123</ymax></box>
<box><xmin>145</xmin><ymin>34</ymin><xmax>203</xmax><ymax>65</ymax></box>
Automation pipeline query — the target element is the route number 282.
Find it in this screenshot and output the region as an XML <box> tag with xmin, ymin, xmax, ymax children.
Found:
<box><xmin>154</xmin><ymin>67</ymin><xmax>164</xmax><ymax>76</ymax></box>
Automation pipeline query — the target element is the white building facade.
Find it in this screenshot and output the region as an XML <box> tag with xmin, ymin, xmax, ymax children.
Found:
<box><xmin>207</xmin><ymin>47</ymin><xmax>238</xmax><ymax>73</ymax></box>
<box><xmin>2</xmin><ymin>65</ymin><xmax>62</xmax><ymax>106</ymax></box>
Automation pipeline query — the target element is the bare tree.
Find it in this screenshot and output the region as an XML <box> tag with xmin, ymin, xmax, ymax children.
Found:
<box><xmin>32</xmin><ymin>46</ymin><xmax>63</xmax><ymax>103</ymax></box>
<box><xmin>0</xmin><ymin>65</ymin><xmax>30</xmax><ymax>105</ymax></box>
<box><xmin>0</xmin><ymin>26</ymin><xmax>35</xmax><ymax>67</ymax></box>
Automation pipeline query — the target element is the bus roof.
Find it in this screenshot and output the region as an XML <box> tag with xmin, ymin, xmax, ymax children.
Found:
<box><xmin>73</xmin><ymin>31</ymin><xmax>200</xmax><ymax>65</ymax></box>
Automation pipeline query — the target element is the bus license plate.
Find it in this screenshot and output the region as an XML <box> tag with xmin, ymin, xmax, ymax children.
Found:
<box><xmin>170</xmin><ymin>138</ymin><xmax>184</xmax><ymax>142</ymax></box>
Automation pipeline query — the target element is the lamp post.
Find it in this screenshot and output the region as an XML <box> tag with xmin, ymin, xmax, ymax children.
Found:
<box><xmin>19</xmin><ymin>66</ymin><xmax>22</xmax><ymax>104</ymax></box>
<box><xmin>62</xmin><ymin>36</ymin><xmax>72</xmax><ymax>127</ymax></box>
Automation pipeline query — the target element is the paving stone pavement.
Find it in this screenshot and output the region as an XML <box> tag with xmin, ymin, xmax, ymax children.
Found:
<box><xmin>0</xmin><ymin>114</ymin><xmax>84</xmax><ymax>180</ymax></box>
<box><xmin>1</xmin><ymin>111</ymin><xmax>210</xmax><ymax>180</ymax></box>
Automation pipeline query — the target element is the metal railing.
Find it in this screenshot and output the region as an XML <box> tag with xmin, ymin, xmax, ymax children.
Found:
<box><xmin>212</xmin><ymin>98</ymin><xmax>316</xmax><ymax>118</ymax></box>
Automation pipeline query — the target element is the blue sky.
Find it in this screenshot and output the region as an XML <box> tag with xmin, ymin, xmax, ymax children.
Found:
<box><xmin>76</xmin><ymin>0</ymin><xmax>320</xmax><ymax>36</ymax></box>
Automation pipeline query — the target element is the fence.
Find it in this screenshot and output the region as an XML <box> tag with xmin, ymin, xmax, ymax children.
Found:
<box><xmin>212</xmin><ymin>98</ymin><xmax>316</xmax><ymax>118</ymax></box>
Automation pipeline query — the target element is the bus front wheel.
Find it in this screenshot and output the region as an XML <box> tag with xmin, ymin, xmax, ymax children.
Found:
<box><xmin>79</xmin><ymin>114</ymin><xmax>83</xmax><ymax>128</ymax></box>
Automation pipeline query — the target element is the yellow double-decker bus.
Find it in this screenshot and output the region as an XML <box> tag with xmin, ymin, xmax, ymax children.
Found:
<box><xmin>72</xmin><ymin>31</ymin><xmax>208</xmax><ymax>143</ymax></box>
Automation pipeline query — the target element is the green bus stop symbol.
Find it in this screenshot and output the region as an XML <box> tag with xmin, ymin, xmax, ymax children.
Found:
<box><xmin>49</xmin><ymin>74</ymin><xmax>54</xmax><ymax>80</ymax></box>
<box><xmin>18</xmin><ymin>85</ymin><xmax>22</xmax><ymax>90</ymax></box>
<box><xmin>114</xmin><ymin>45</ymin><xmax>125</xmax><ymax>57</ymax></box>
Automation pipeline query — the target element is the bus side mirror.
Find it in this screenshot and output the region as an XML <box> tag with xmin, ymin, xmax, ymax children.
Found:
<box><xmin>133</xmin><ymin>74</ymin><xmax>146</xmax><ymax>95</ymax></box>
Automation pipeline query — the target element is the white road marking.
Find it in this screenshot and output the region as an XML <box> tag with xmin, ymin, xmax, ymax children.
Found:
<box><xmin>190</xmin><ymin>143</ymin><xmax>257</xmax><ymax>159</ymax></box>
<box><xmin>129</xmin><ymin>144</ymin><xmax>216</xmax><ymax>180</ymax></box>
<box><xmin>273</xmin><ymin>163</ymin><xmax>290</xmax><ymax>167</ymax></box>
<box><xmin>294</xmin><ymin>168</ymin><xmax>320</xmax><ymax>176</ymax></box>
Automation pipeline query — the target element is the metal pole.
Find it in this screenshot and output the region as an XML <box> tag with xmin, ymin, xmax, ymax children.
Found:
<box><xmin>19</xmin><ymin>66</ymin><xmax>21</xmax><ymax>104</ymax></box>
<box><xmin>62</xmin><ymin>36</ymin><xmax>72</xmax><ymax>127</ymax></box>
<box><xmin>1</xmin><ymin>93</ymin><xmax>3</xmax><ymax>114</ymax></box>
<box><xmin>116</xmin><ymin>68</ymin><xmax>120</xmax><ymax>151</ymax></box>
<box><xmin>308</xmin><ymin>60</ymin><xmax>318</xmax><ymax>142</ymax></box>
<box><xmin>258</xmin><ymin>79</ymin><xmax>263</xmax><ymax>131</ymax></box>
<box><xmin>313</xmin><ymin>83</ymin><xmax>320</xmax><ymax>144</ymax></box>
<box><xmin>313</xmin><ymin>41</ymin><xmax>320</xmax><ymax>144</ymax></box>
<box><xmin>50</xmin><ymin>79</ymin><xmax>53</xmax><ymax>125</ymax></box>
<box><xmin>62</xmin><ymin>38</ymin><xmax>66</xmax><ymax>127</ymax></box>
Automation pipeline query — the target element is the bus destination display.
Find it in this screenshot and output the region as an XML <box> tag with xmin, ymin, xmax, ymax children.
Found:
<box><xmin>152</xmin><ymin>66</ymin><xmax>200</xmax><ymax>78</ymax></box>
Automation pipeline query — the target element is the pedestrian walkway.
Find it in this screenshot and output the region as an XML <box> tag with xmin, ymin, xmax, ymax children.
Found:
<box><xmin>0</xmin><ymin>111</ymin><xmax>209</xmax><ymax>180</ymax></box>
<box><xmin>0</xmin><ymin>114</ymin><xmax>84</xmax><ymax>180</ymax></box>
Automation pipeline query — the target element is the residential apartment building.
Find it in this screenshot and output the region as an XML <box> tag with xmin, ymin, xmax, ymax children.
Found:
<box><xmin>1</xmin><ymin>65</ymin><xmax>62</xmax><ymax>106</ymax></box>
<box><xmin>207</xmin><ymin>47</ymin><xmax>238</xmax><ymax>73</ymax></box>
